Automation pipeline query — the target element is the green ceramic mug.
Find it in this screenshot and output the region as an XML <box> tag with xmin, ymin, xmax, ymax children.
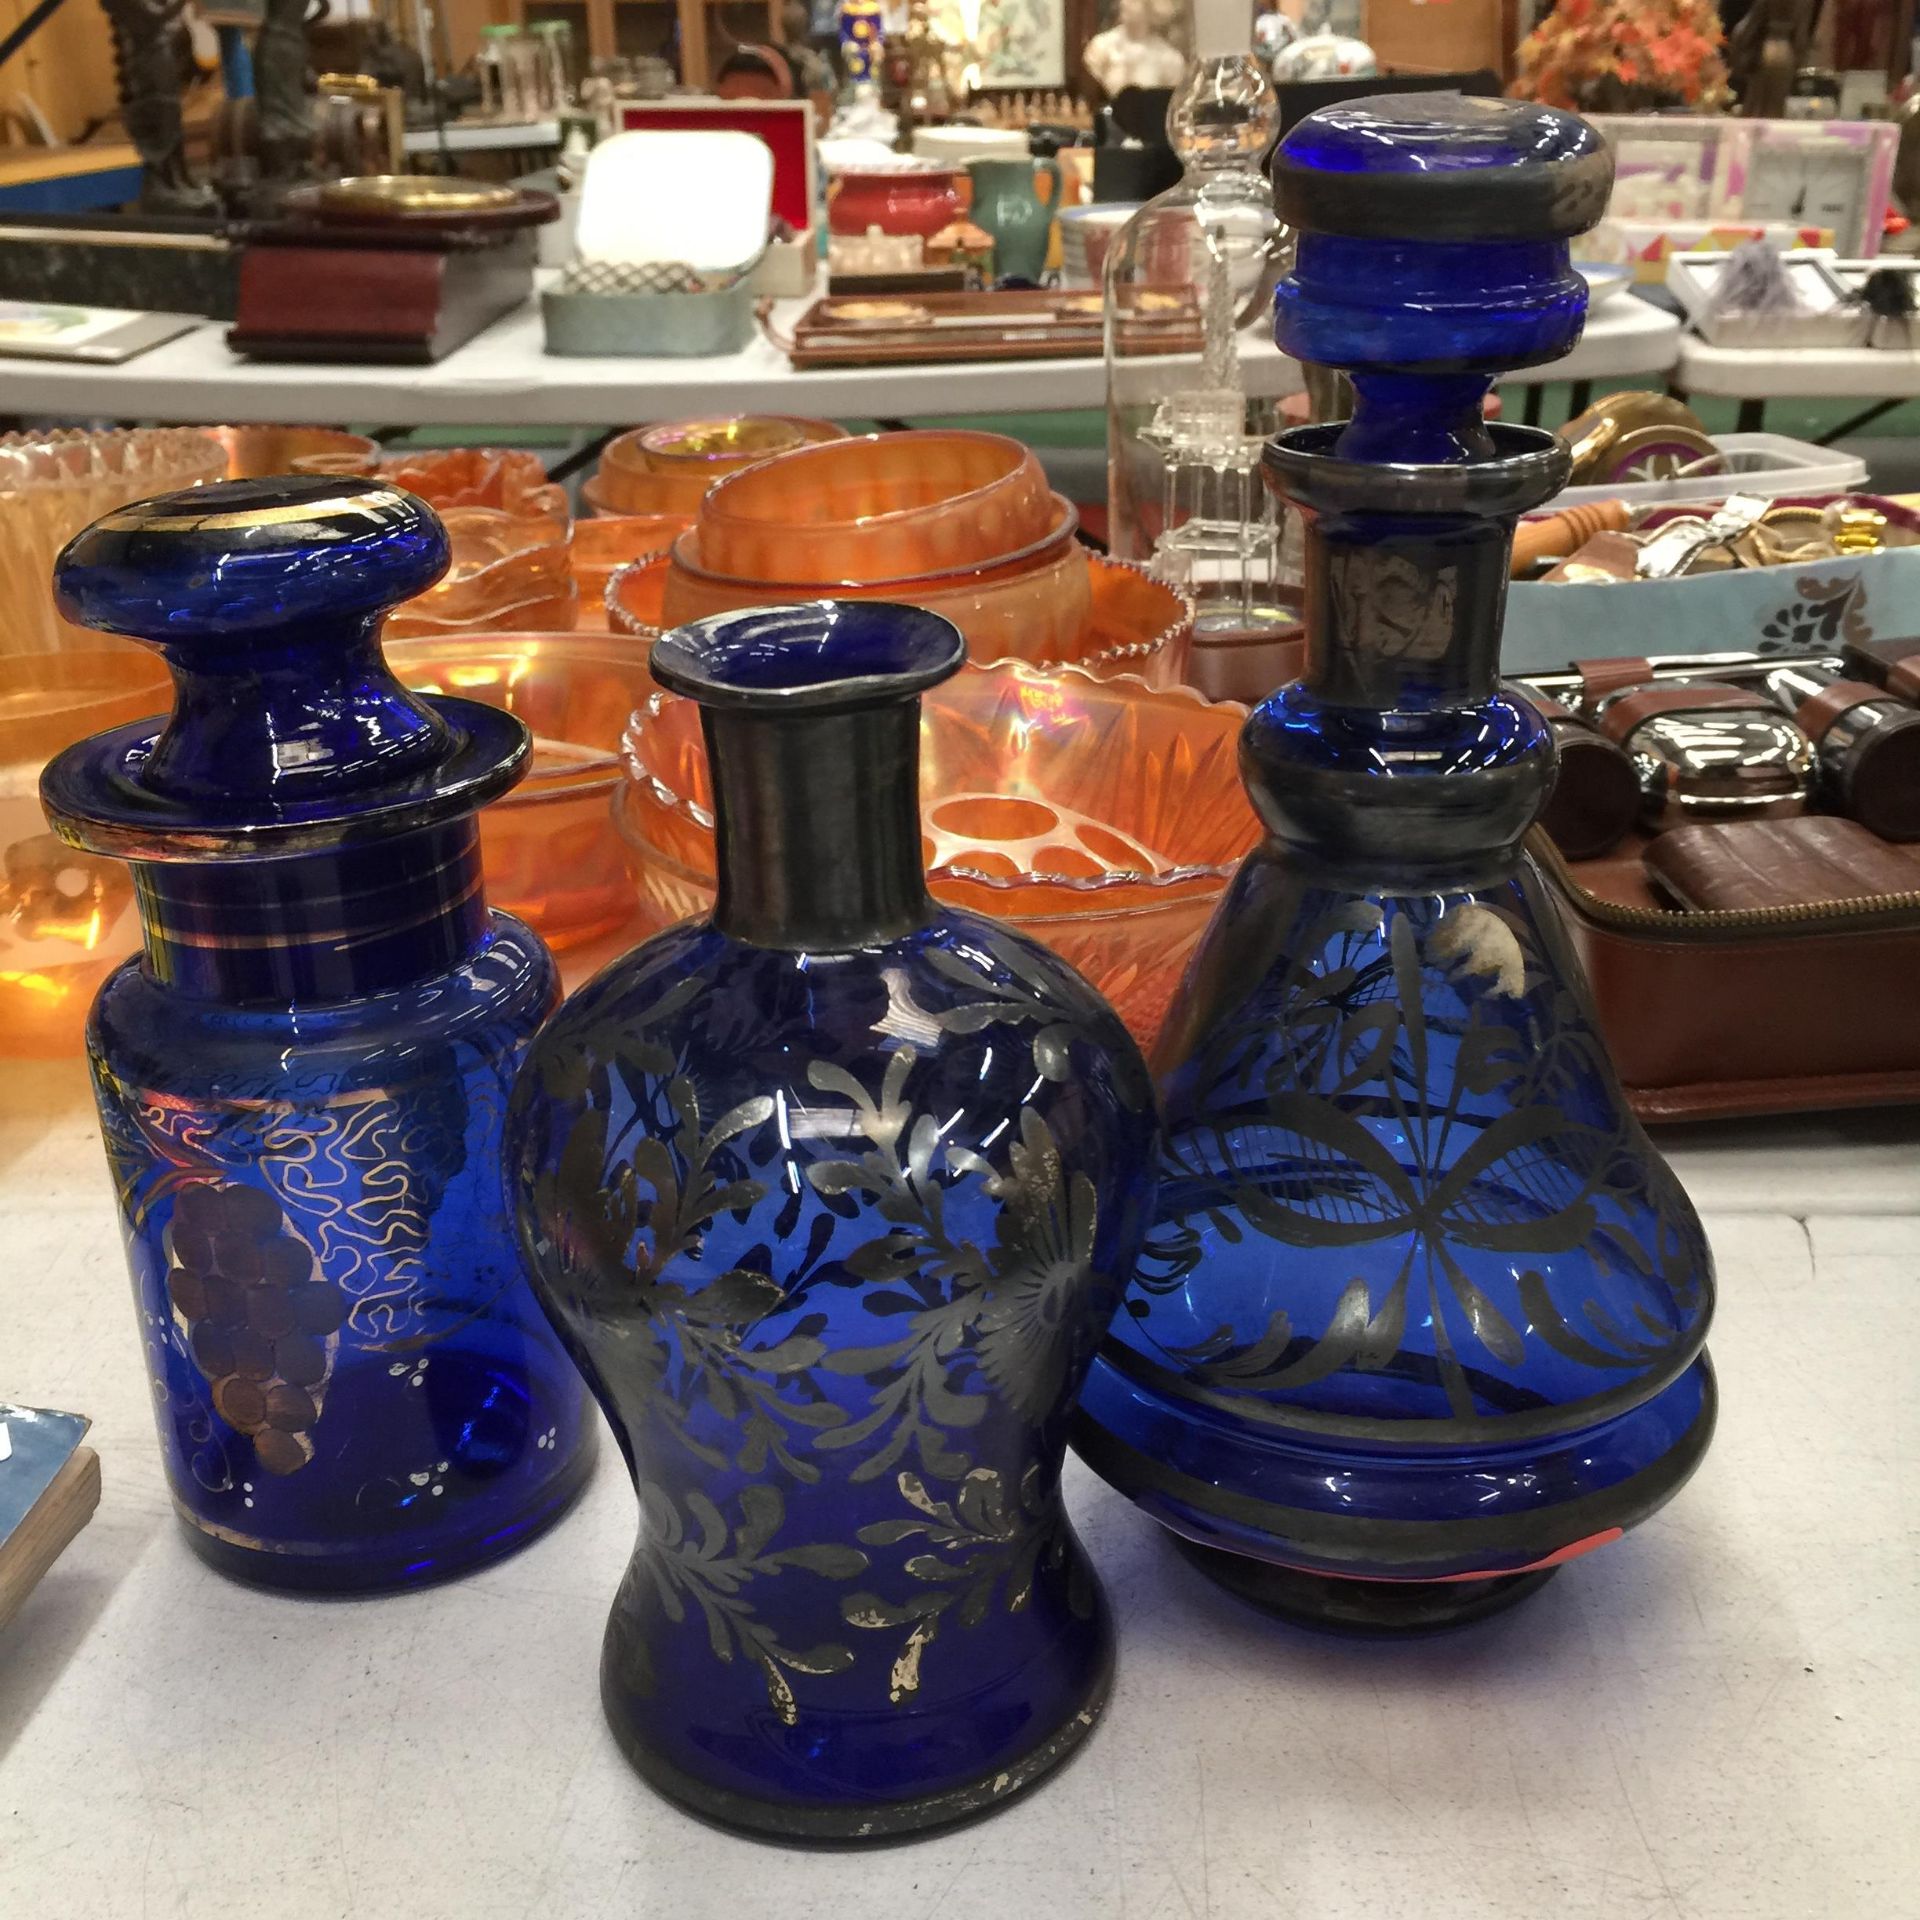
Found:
<box><xmin>966</xmin><ymin>155</ymin><xmax>1063</xmax><ymax>283</ymax></box>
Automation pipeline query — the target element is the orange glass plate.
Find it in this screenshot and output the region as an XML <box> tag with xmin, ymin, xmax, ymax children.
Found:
<box><xmin>617</xmin><ymin>657</ymin><xmax>1259</xmax><ymax>1041</ymax></box>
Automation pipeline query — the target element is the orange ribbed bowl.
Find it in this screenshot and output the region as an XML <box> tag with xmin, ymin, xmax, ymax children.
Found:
<box><xmin>617</xmin><ymin>657</ymin><xmax>1256</xmax><ymax>1043</ymax></box>
<box><xmin>696</xmin><ymin>428</ymin><xmax>1054</xmax><ymax>584</ymax></box>
<box><xmin>208</xmin><ymin>425</ymin><xmax>380</xmax><ymax>480</ymax></box>
<box><xmin>388</xmin><ymin>630</ymin><xmax>653</xmax><ymax>950</ymax></box>
<box><xmin>571</xmin><ymin>514</ymin><xmax>691</xmax><ymax>628</ymax></box>
<box><xmin>1</xmin><ymin>648</ymin><xmax>173</xmax><ymax>1056</ymax></box>
<box><xmin>0</xmin><ymin>428</ymin><xmax>226</xmax><ymax>654</ymax></box>
<box><xmin>609</xmin><ymin>546</ymin><xmax>1190</xmax><ymax>684</ymax></box>
<box><xmin>379</xmin><ymin>446</ymin><xmax>568</xmax><ymax>524</ymax></box>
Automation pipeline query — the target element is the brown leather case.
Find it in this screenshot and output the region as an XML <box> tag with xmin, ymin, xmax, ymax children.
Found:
<box><xmin>1535</xmin><ymin>820</ymin><xmax>1920</xmax><ymax>1122</ymax></box>
<box><xmin>1644</xmin><ymin>817</ymin><xmax>1920</xmax><ymax>911</ymax></box>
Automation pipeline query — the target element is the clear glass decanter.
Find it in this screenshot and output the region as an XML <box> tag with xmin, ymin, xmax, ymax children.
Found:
<box><xmin>1103</xmin><ymin>0</ymin><xmax>1291</xmax><ymax>662</ymax></box>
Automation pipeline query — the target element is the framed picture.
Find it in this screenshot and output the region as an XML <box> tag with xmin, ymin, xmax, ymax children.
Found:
<box><xmin>972</xmin><ymin>0</ymin><xmax>1068</xmax><ymax>88</ymax></box>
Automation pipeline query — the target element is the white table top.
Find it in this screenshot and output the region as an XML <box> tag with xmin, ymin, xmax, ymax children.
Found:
<box><xmin>1504</xmin><ymin>291</ymin><xmax>1682</xmax><ymax>388</ymax></box>
<box><xmin>2</xmin><ymin>1043</ymin><xmax>1914</xmax><ymax>1920</ymax></box>
<box><xmin>1678</xmin><ymin>333</ymin><xmax>1920</xmax><ymax>400</ymax></box>
<box><xmin>0</xmin><ymin>286</ymin><xmax>1676</xmax><ymax>430</ymax></box>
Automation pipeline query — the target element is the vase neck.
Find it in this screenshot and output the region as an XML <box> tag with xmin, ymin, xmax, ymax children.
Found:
<box><xmin>706</xmin><ymin>700</ymin><xmax>932</xmax><ymax>950</ymax></box>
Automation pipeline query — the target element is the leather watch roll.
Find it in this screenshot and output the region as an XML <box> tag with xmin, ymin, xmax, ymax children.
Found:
<box><xmin>1590</xmin><ymin>680</ymin><xmax>1814</xmax><ymax>828</ymax></box>
<box><xmin>1764</xmin><ymin>661</ymin><xmax>1920</xmax><ymax>842</ymax></box>
<box><xmin>1517</xmin><ymin>683</ymin><xmax>1641</xmax><ymax>859</ymax></box>
<box><xmin>1841</xmin><ymin>636</ymin><xmax>1920</xmax><ymax>703</ymax></box>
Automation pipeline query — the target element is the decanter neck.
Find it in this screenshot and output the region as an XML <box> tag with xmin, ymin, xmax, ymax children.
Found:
<box><xmin>706</xmin><ymin>701</ymin><xmax>932</xmax><ymax>951</ymax></box>
<box><xmin>1167</xmin><ymin>55</ymin><xmax>1278</xmax><ymax>177</ymax></box>
<box><xmin>134</xmin><ymin>820</ymin><xmax>489</xmax><ymax>1003</ymax></box>
<box><xmin>1299</xmin><ymin>504</ymin><xmax>1511</xmax><ymax>710</ymax></box>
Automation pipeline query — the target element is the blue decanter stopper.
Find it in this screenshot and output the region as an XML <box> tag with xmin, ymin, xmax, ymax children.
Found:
<box><xmin>1272</xmin><ymin>93</ymin><xmax>1611</xmax><ymax>464</ymax></box>
<box><xmin>1075</xmin><ymin>95</ymin><xmax>1716</xmax><ymax>1635</ymax></box>
<box><xmin>40</xmin><ymin>476</ymin><xmax>593</xmax><ymax>1592</ymax></box>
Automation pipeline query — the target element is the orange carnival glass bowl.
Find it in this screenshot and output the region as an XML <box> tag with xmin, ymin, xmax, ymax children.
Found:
<box><xmin>695</xmin><ymin>428</ymin><xmax>1054</xmax><ymax>582</ymax></box>
<box><xmin>586</xmin><ymin>415</ymin><xmax>848</xmax><ymax>517</ymax></box>
<box><xmin>208</xmin><ymin>425</ymin><xmax>381</xmax><ymax>479</ymax></box>
<box><xmin>379</xmin><ymin>445</ymin><xmax>569</xmax><ymax>523</ymax></box>
<box><xmin>654</xmin><ymin>497</ymin><xmax>1092</xmax><ymax>664</ymax></box>
<box><xmin>0</xmin><ymin>428</ymin><xmax>227</xmax><ymax>655</ymax></box>
<box><xmin>571</xmin><ymin>514</ymin><xmax>691</xmax><ymax>627</ymax></box>
<box><xmin>609</xmin><ymin>544</ymin><xmax>1189</xmax><ymax>681</ymax></box>
<box><xmin>616</xmin><ymin>656</ymin><xmax>1259</xmax><ymax>1041</ymax></box>
<box><xmin>387</xmin><ymin>630</ymin><xmax>653</xmax><ymax>950</ymax></box>
<box><xmin>2</xmin><ymin>648</ymin><xmax>174</xmax><ymax>1055</ymax></box>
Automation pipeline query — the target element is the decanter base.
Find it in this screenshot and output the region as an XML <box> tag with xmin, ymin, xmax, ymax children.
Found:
<box><xmin>1169</xmin><ymin>1533</ymin><xmax>1557</xmax><ymax>1635</ymax></box>
<box><xmin>174</xmin><ymin>1425</ymin><xmax>597</xmax><ymax>1595</ymax></box>
<box><xmin>601</xmin><ymin>1637</ymin><xmax>1114</xmax><ymax>1848</ymax></box>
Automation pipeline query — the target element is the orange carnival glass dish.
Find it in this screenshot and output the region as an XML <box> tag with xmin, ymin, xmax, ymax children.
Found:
<box><xmin>386</xmin><ymin>507</ymin><xmax>577</xmax><ymax>636</ymax></box>
<box><xmin>0</xmin><ymin>428</ymin><xmax>227</xmax><ymax>654</ymax></box>
<box><xmin>379</xmin><ymin>445</ymin><xmax>569</xmax><ymax>523</ymax></box>
<box><xmin>695</xmin><ymin>428</ymin><xmax>1054</xmax><ymax>582</ymax></box>
<box><xmin>1</xmin><ymin>648</ymin><xmax>173</xmax><ymax>1055</ymax></box>
<box><xmin>585</xmin><ymin>415</ymin><xmax>848</xmax><ymax>517</ymax></box>
<box><xmin>616</xmin><ymin>655</ymin><xmax>1259</xmax><ymax>1041</ymax></box>
<box><xmin>387</xmin><ymin>630</ymin><xmax>652</xmax><ymax>950</ymax></box>
<box><xmin>610</xmin><ymin>544</ymin><xmax>1187</xmax><ymax>681</ymax></box>
<box><xmin>208</xmin><ymin>425</ymin><xmax>381</xmax><ymax>479</ymax></box>
<box><xmin>570</xmin><ymin>514</ymin><xmax>691</xmax><ymax>627</ymax></box>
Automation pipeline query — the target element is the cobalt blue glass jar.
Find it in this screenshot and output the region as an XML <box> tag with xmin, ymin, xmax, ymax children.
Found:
<box><xmin>505</xmin><ymin>602</ymin><xmax>1158</xmax><ymax>1842</ymax></box>
<box><xmin>1074</xmin><ymin>95</ymin><xmax>1717</xmax><ymax>1634</ymax></box>
<box><xmin>39</xmin><ymin>476</ymin><xmax>594</xmax><ymax>1592</ymax></box>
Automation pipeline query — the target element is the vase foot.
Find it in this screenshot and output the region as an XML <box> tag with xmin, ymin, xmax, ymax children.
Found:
<box><xmin>603</xmin><ymin>1630</ymin><xmax>1114</xmax><ymax>1848</ymax></box>
<box><xmin>1169</xmin><ymin>1532</ymin><xmax>1558</xmax><ymax>1635</ymax></box>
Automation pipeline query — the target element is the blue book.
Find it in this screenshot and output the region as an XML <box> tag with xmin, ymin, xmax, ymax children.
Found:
<box><xmin>0</xmin><ymin>1403</ymin><xmax>98</xmax><ymax>1629</ymax></box>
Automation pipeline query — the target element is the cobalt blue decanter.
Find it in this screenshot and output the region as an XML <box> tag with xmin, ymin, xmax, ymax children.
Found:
<box><xmin>505</xmin><ymin>603</ymin><xmax>1158</xmax><ymax>1841</ymax></box>
<box><xmin>40</xmin><ymin>476</ymin><xmax>594</xmax><ymax>1592</ymax></box>
<box><xmin>1075</xmin><ymin>95</ymin><xmax>1717</xmax><ymax>1633</ymax></box>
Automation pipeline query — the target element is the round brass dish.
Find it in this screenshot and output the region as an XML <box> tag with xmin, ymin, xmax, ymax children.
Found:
<box><xmin>317</xmin><ymin>175</ymin><xmax>521</xmax><ymax>219</ymax></box>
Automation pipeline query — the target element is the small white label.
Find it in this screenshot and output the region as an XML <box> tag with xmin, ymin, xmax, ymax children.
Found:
<box><xmin>0</xmin><ymin>1422</ymin><xmax>12</xmax><ymax>1464</ymax></box>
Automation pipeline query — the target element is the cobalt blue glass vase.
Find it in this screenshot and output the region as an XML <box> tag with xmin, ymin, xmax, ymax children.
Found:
<box><xmin>504</xmin><ymin>602</ymin><xmax>1158</xmax><ymax>1842</ymax></box>
<box><xmin>1074</xmin><ymin>95</ymin><xmax>1717</xmax><ymax>1634</ymax></box>
<box><xmin>39</xmin><ymin>476</ymin><xmax>594</xmax><ymax>1593</ymax></box>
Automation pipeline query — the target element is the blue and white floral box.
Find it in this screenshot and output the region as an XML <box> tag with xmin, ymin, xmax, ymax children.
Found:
<box><xmin>1501</xmin><ymin>541</ymin><xmax>1920</xmax><ymax>678</ymax></box>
